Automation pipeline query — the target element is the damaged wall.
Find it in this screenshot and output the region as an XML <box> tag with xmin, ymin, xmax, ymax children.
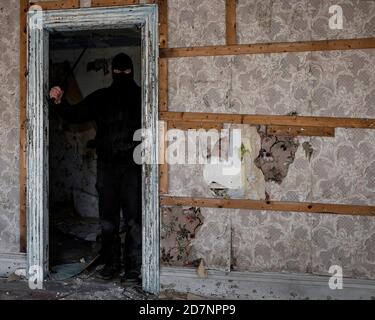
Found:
<box><xmin>0</xmin><ymin>0</ymin><xmax>20</xmax><ymax>254</ymax></box>
<box><xmin>0</xmin><ymin>0</ymin><xmax>374</xmax><ymax>283</ymax></box>
<box><xmin>162</xmin><ymin>0</ymin><xmax>375</xmax><ymax>280</ymax></box>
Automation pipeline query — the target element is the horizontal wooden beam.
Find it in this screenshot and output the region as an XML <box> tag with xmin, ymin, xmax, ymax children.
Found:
<box><xmin>30</xmin><ymin>0</ymin><xmax>79</xmax><ymax>10</ymax></box>
<box><xmin>267</xmin><ymin>125</ymin><xmax>335</xmax><ymax>137</ymax></box>
<box><xmin>160</xmin><ymin>111</ymin><xmax>375</xmax><ymax>129</ymax></box>
<box><xmin>30</xmin><ymin>0</ymin><xmax>140</xmax><ymax>9</ymax></box>
<box><xmin>160</xmin><ymin>196</ymin><xmax>375</xmax><ymax>217</ymax></box>
<box><xmin>160</xmin><ymin>38</ymin><xmax>375</xmax><ymax>58</ymax></box>
<box><xmin>91</xmin><ymin>0</ymin><xmax>139</xmax><ymax>7</ymax></box>
<box><xmin>168</xmin><ymin>120</ymin><xmax>224</xmax><ymax>131</ymax></box>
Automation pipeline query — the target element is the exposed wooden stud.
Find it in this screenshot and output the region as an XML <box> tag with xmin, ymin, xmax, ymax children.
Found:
<box><xmin>160</xmin><ymin>196</ymin><xmax>375</xmax><ymax>217</ymax></box>
<box><xmin>158</xmin><ymin>0</ymin><xmax>168</xmax><ymax>48</ymax></box>
<box><xmin>158</xmin><ymin>0</ymin><xmax>168</xmax><ymax>111</ymax></box>
<box><xmin>225</xmin><ymin>0</ymin><xmax>236</xmax><ymax>45</ymax></box>
<box><xmin>91</xmin><ymin>0</ymin><xmax>139</xmax><ymax>7</ymax></box>
<box><xmin>30</xmin><ymin>0</ymin><xmax>80</xmax><ymax>10</ymax></box>
<box><xmin>160</xmin><ymin>38</ymin><xmax>375</xmax><ymax>58</ymax></box>
<box><xmin>158</xmin><ymin>63</ymin><xmax>169</xmax><ymax>193</ymax></box>
<box><xmin>159</xmin><ymin>59</ymin><xmax>168</xmax><ymax>112</ymax></box>
<box><xmin>157</xmin><ymin>0</ymin><xmax>168</xmax><ymax>111</ymax></box>
<box><xmin>19</xmin><ymin>0</ymin><xmax>29</xmax><ymax>253</ymax></box>
<box><xmin>159</xmin><ymin>121</ymin><xmax>168</xmax><ymax>194</ymax></box>
<box><xmin>267</xmin><ymin>125</ymin><xmax>335</xmax><ymax>137</ymax></box>
<box><xmin>168</xmin><ymin>120</ymin><xmax>224</xmax><ymax>131</ymax></box>
<box><xmin>157</xmin><ymin>0</ymin><xmax>169</xmax><ymax>194</ymax></box>
<box><xmin>160</xmin><ymin>111</ymin><xmax>375</xmax><ymax>129</ymax></box>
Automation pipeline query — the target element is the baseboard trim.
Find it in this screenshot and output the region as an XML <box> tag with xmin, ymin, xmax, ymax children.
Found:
<box><xmin>160</xmin><ymin>267</ymin><xmax>375</xmax><ymax>300</ymax></box>
<box><xmin>0</xmin><ymin>253</ymin><xmax>27</xmax><ymax>278</ymax></box>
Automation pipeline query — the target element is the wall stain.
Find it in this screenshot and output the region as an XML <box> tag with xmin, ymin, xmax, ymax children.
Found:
<box><xmin>254</xmin><ymin>126</ymin><xmax>299</xmax><ymax>184</ymax></box>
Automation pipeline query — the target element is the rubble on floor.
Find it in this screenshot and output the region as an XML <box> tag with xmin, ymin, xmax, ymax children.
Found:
<box><xmin>0</xmin><ymin>275</ymin><xmax>211</xmax><ymax>300</ymax></box>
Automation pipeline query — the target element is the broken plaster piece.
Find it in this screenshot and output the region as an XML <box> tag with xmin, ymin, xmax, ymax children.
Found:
<box><xmin>255</xmin><ymin>126</ymin><xmax>299</xmax><ymax>184</ymax></box>
<box><xmin>302</xmin><ymin>141</ymin><xmax>314</xmax><ymax>162</ymax></box>
<box><xmin>204</xmin><ymin>125</ymin><xmax>266</xmax><ymax>200</ymax></box>
<box><xmin>197</xmin><ymin>259</ymin><xmax>208</xmax><ymax>278</ymax></box>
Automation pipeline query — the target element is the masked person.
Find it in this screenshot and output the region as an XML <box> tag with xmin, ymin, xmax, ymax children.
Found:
<box><xmin>49</xmin><ymin>53</ymin><xmax>142</xmax><ymax>282</ymax></box>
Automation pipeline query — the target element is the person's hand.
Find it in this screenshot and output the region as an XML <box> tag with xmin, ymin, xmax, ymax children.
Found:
<box><xmin>49</xmin><ymin>86</ymin><xmax>64</xmax><ymax>105</ymax></box>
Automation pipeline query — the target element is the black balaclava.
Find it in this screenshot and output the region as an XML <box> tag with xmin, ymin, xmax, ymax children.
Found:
<box><xmin>111</xmin><ymin>53</ymin><xmax>134</xmax><ymax>87</ymax></box>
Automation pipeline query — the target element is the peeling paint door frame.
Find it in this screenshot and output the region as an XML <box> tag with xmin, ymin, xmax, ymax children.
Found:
<box><xmin>26</xmin><ymin>5</ymin><xmax>160</xmax><ymax>294</ymax></box>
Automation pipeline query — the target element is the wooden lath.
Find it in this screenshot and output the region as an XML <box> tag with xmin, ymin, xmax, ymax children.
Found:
<box><xmin>165</xmin><ymin>122</ymin><xmax>334</xmax><ymax>137</ymax></box>
<box><xmin>160</xmin><ymin>196</ymin><xmax>375</xmax><ymax>217</ymax></box>
<box><xmin>30</xmin><ymin>0</ymin><xmax>141</xmax><ymax>9</ymax></box>
<box><xmin>266</xmin><ymin>125</ymin><xmax>335</xmax><ymax>137</ymax></box>
<box><xmin>225</xmin><ymin>0</ymin><xmax>236</xmax><ymax>45</ymax></box>
<box><xmin>160</xmin><ymin>38</ymin><xmax>375</xmax><ymax>58</ymax></box>
<box><xmin>168</xmin><ymin>120</ymin><xmax>224</xmax><ymax>131</ymax></box>
<box><xmin>91</xmin><ymin>0</ymin><xmax>139</xmax><ymax>7</ymax></box>
<box><xmin>160</xmin><ymin>111</ymin><xmax>375</xmax><ymax>129</ymax></box>
<box><xmin>158</xmin><ymin>0</ymin><xmax>168</xmax><ymax>49</ymax></box>
<box><xmin>30</xmin><ymin>0</ymin><xmax>80</xmax><ymax>9</ymax></box>
<box><xmin>157</xmin><ymin>0</ymin><xmax>169</xmax><ymax>194</ymax></box>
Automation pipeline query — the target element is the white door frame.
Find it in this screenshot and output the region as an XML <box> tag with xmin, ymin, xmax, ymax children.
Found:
<box><xmin>26</xmin><ymin>5</ymin><xmax>160</xmax><ymax>294</ymax></box>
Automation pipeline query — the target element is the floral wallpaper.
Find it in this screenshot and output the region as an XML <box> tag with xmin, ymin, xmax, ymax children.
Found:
<box><xmin>231</xmin><ymin>209</ymin><xmax>312</xmax><ymax>273</ymax></box>
<box><xmin>168</xmin><ymin>0</ymin><xmax>226</xmax><ymax>48</ymax></box>
<box><xmin>168</xmin><ymin>0</ymin><xmax>375</xmax><ymax>48</ymax></box>
<box><xmin>162</xmin><ymin>207</ymin><xmax>375</xmax><ymax>279</ymax></box>
<box><xmin>0</xmin><ymin>0</ymin><xmax>20</xmax><ymax>254</ymax></box>
<box><xmin>310</xmin><ymin>129</ymin><xmax>375</xmax><ymax>206</ymax></box>
<box><xmin>169</xmin><ymin>49</ymin><xmax>375</xmax><ymax>117</ymax></box>
<box><xmin>165</xmin><ymin>0</ymin><xmax>375</xmax><ymax>279</ymax></box>
<box><xmin>0</xmin><ymin>0</ymin><xmax>372</xmax><ymax>280</ymax></box>
<box><xmin>237</xmin><ymin>0</ymin><xmax>375</xmax><ymax>44</ymax></box>
<box><xmin>161</xmin><ymin>206</ymin><xmax>203</xmax><ymax>266</ymax></box>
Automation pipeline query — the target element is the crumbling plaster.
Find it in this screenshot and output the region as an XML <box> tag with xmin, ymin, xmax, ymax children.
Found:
<box><xmin>164</xmin><ymin>0</ymin><xmax>375</xmax><ymax>279</ymax></box>
<box><xmin>0</xmin><ymin>0</ymin><xmax>373</xmax><ymax>281</ymax></box>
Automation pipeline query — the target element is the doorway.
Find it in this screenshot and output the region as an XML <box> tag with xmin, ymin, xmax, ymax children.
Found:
<box><xmin>26</xmin><ymin>5</ymin><xmax>159</xmax><ymax>294</ymax></box>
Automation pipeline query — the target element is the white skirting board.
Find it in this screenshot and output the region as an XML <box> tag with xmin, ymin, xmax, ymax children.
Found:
<box><xmin>160</xmin><ymin>267</ymin><xmax>375</xmax><ymax>300</ymax></box>
<box><xmin>0</xmin><ymin>253</ymin><xmax>27</xmax><ymax>278</ymax></box>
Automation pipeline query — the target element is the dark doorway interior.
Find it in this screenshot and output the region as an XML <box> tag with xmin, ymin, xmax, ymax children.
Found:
<box><xmin>48</xmin><ymin>28</ymin><xmax>142</xmax><ymax>280</ymax></box>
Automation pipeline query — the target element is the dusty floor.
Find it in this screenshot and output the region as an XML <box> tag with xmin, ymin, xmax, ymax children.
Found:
<box><xmin>0</xmin><ymin>274</ymin><xmax>209</xmax><ymax>300</ymax></box>
<box><xmin>1</xmin><ymin>213</ymin><xmax>210</xmax><ymax>300</ymax></box>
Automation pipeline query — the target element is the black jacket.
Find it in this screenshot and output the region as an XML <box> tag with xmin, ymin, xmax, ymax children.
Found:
<box><xmin>56</xmin><ymin>81</ymin><xmax>142</xmax><ymax>165</ymax></box>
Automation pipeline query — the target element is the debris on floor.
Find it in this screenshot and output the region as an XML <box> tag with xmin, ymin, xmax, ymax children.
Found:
<box><xmin>50</xmin><ymin>262</ymin><xmax>89</xmax><ymax>281</ymax></box>
<box><xmin>0</xmin><ymin>276</ymin><xmax>212</xmax><ymax>300</ymax></box>
<box><xmin>197</xmin><ymin>259</ymin><xmax>208</xmax><ymax>278</ymax></box>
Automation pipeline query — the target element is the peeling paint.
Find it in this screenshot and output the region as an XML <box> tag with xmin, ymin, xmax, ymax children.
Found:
<box><xmin>302</xmin><ymin>141</ymin><xmax>314</xmax><ymax>162</ymax></box>
<box><xmin>206</xmin><ymin>125</ymin><xmax>266</xmax><ymax>200</ymax></box>
<box><xmin>255</xmin><ymin>126</ymin><xmax>299</xmax><ymax>184</ymax></box>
